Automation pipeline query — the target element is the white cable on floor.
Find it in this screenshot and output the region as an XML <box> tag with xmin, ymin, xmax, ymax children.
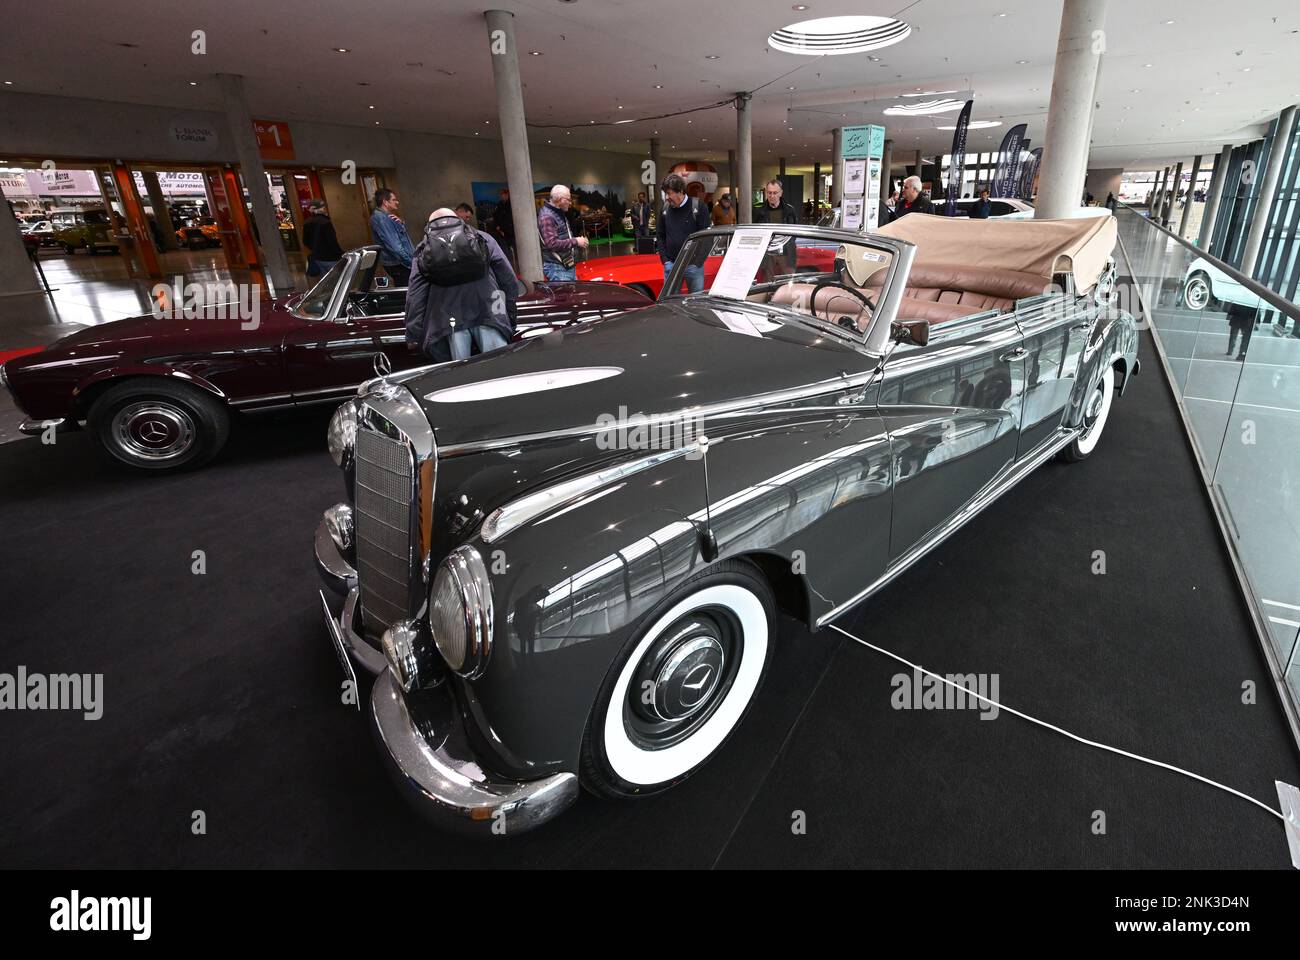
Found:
<box><xmin>826</xmin><ymin>622</ymin><xmax>1285</xmax><ymax>822</ymax></box>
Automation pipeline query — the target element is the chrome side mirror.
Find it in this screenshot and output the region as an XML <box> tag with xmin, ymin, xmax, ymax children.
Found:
<box><xmin>892</xmin><ymin>320</ymin><xmax>929</xmax><ymax>346</ymax></box>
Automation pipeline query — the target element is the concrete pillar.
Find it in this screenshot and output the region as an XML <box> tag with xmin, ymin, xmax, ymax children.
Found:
<box><xmin>812</xmin><ymin>161</ymin><xmax>821</xmax><ymax>205</ymax></box>
<box><xmin>736</xmin><ymin>93</ymin><xmax>753</xmax><ymax>224</ymax></box>
<box><xmin>1178</xmin><ymin>154</ymin><xmax>1202</xmax><ymax>236</ymax></box>
<box><xmin>0</xmin><ymin>198</ymin><xmax>42</xmax><ymax>296</ymax></box>
<box><xmin>1198</xmin><ymin>145</ymin><xmax>1232</xmax><ymax>248</ymax></box>
<box><xmin>142</xmin><ymin>171</ymin><xmax>179</xmax><ymax>251</ymax></box>
<box><xmin>484</xmin><ymin>11</ymin><xmax>543</xmax><ymax>283</ymax></box>
<box><xmin>1153</xmin><ymin>166</ymin><xmax>1169</xmax><ymax>215</ymax></box>
<box><xmin>778</xmin><ymin>157</ymin><xmax>786</xmax><ymax>177</ymax></box>
<box><xmin>912</xmin><ymin>150</ymin><xmax>922</xmax><ymax>178</ymax></box>
<box><xmin>727</xmin><ymin>148</ymin><xmax>736</xmax><ymax>202</ymax></box>
<box><xmin>1241</xmin><ymin>105</ymin><xmax>1297</xmax><ymax>280</ymax></box>
<box><xmin>216</xmin><ymin>73</ymin><xmax>293</xmax><ymax>294</ymax></box>
<box><xmin>881</xmin><ymin>139</ymin><xmax>893</xmax><ymax>196</ymax></box>
<box><xmin>830</xmin><ymin>127</ymin><xmax>843</xmax><ymax>210</ymax></box>
<box><xmin>1164</xmin><ymin>160</ymin><xmax>1183</xmax><ymax>226</ymax></box>
<box><xmin>651</xmin><ymin>138</ymin><xmax>663</xmax><ymax>200</ymax></box>
<box><xmin>1035</xmin><ymin>0</ymin><xmax>1108</xmax><ymax>219</ymax></box>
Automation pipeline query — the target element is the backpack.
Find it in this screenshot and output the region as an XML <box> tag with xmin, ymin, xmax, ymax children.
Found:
<box><xmin>418</xmin><ymin>215</ymin><xmax>488</xmax><ymax>286</ymax></box>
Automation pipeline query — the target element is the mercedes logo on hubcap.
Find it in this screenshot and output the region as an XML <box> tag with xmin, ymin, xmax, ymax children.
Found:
<box><xmin>138</xmin><ymin>420</ymin><xmax>170</xmax><ymax>444</ymax></box>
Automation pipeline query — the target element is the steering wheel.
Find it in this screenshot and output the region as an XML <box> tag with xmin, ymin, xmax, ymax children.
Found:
<box><xmin>810</xmin><ymin>278</ymin><xmax>876</xmax><ymax>331</ymax></box>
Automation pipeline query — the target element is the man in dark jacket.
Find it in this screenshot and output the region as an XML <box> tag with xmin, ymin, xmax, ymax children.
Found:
<box><xmin>656</xmin><ymin>173</ymin><xmax>712</xmax><ymax>293</ymax></box>
<box><xmin>1225</xmin><ymin>301</ymin><xmax>1256</xmax><ymax>360</ymax></box>
<box><xmin>968</xmin><ymin>188</ymin><xmax>992</xmax><ymax>220</ymax></box>
<box><xmin>301</xmin><ymin>200</ymin><xmax>343</xmax><ymax>276</ymax></box>
<box><xmin>753</xmin><ymin>179</ymin><xmax>798</xmax><ymax>224</ymax></box>
<box><xmin>405</xmin><ymin>208</ymin><xmax>520</xmax><ymax>363</ymax></box>
<box><xmin>629</xmin><ymin>192</ymin><xmax>652</xmax><ymax>253</ymax></box>
<box><xmin>885</xmin><ymin>176</ymin><xmax>935</xmax><ymax>222</ymax></box>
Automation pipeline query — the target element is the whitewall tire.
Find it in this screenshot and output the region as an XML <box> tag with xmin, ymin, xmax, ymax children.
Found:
<box><xmin>580</xmin><ymin>561</ymin><xmax>774</xmax><ymax>798</ymax></box>
<box><xmin>1061</xmin><ymin>365</ymin><xmax>1115</xmax><ymax>462</ymax></box>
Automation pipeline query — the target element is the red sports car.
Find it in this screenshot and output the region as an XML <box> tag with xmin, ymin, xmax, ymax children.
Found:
<box><xmin>578</xmin><ymin>235</ymin><xmax>840</xmax><ymax>299</ymax></box>
<box><xmin>1</xmin><ymin>245</ymin><xmax>649</xmax><ymax>472</ymax></box>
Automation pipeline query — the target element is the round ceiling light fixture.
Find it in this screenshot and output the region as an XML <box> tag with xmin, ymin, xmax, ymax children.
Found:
<box><xmin>936</xmin><ymin>120</ymin><xmax>1003</xmax><ymax>130</ymax></box>
<box><xmin>768</xmin><ymin>15</ymin><xmax>911</xmax><ymax>56</ymax></box>
<box><xmin>901</xmin><ymin>89</ymin><xmax>959</xmax><ymax>98</ymax></box>
<box><xmin>884</xmin><ymin>98</ymin><xmax>965</xmax><ymax>116</ymax></box>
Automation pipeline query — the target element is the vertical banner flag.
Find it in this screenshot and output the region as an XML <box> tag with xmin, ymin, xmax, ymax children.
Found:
<box><xmin>1008</xmin><ymin>139</ymin><xmax>1030</xmax><ymax>199</ymax></box>
<box><xmin>945</xmin><ymin>100</ymin><xmax>973</xmax><ymax>216</ymax></box>
<box><xmin>1019</xmin><ymin>148</ymin><xmax>1043</xmax><ymax>200</ymax></box>
<box><xmin>992</xmin><ymin>123</ymin><xmax>1028</xmax><ymax>198</ymax></box>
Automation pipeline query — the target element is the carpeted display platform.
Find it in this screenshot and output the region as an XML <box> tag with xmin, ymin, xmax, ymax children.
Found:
<box><xmin>1</xmin><ymin>332</ymin><xmax>1297</xmax><ymax>868</ymax></box>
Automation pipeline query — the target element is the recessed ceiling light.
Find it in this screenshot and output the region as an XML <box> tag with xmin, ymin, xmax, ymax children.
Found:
<box><xmin>3</xmin><ymin>81</ymin><xmax>12</xmax><ymax>85</ymax></box>
<box><xmin>653</xmin><ymin>83</ymin><xmax>663</xmax><ymax>89</ymax></box>
<box><xmin>1163</xmin><ymin>19</ymin><xmax>1174</xmax><ymax>24</ymax></box>
<box><xmin>529</xmin><ymin>51</ymin><xmax>543</xmax><ymax>56</ymax></box>
<box><xmin>769</xmin><ymin>15</ymin><xmax>911</xmax><ymax>56</ymax></box>
<box><xmin>792</xmin><ymin>4</ymin><xmax>809</xmax><ymax>9</ymax></box>
<box><xmin>189</xmin><ymin>81</ymin><xmax>198</xmax><ymax>86</ymax></box>
<box><xmin>787</xmin><ymin>85</ymin><xmax>797</xmax><ymax>90</ymax></box>
<box><xmin>1016</xmin><ymin>59</ymin><xmax>1029</xmax><ymax>64</ymax></box>
<box><xmin>368</xmin><ymin>105</ymin><xmax>375</xmax><ymax>109</ymax></box>
<box><xmin>1143</xmin><ymin>63</ymin><xmax>1153</xmax><ymax>67</ymax></box>
<box><xmin>617</xmin><ymin>104</ymin><xmax>624</xmax><ymax>109</ymax></box>
<box><xmin>705</xmin><ymin>54</ymin><xmax>719</xmax><ymax>59</ymax></box>
<box><xmin>996</xmin><ymin>12</ymin><xmax>1007</xmax><ymax>17</ymax></box>
<box><xmin>334</xmin><ymin>47</ymin><xmax>350</xmax><ymax>53</ymax></box>
<box><xmin>1241</xmin><ymin>67</ymin><xmax>1252</xmax><ymax>72</ymax></box>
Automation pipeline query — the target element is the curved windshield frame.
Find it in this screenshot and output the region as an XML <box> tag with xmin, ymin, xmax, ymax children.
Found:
<box><xmin>662</xmin><ymin>225</ymin><xmax>912</xmax><ymax>352</ymax></box>
<box><xmin>292</xmin><ymin>257</ymin><xmax>351</xmax><ymax>321</ymax></box>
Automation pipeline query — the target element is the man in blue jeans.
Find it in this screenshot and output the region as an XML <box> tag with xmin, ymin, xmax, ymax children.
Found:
<box><xmin>656</xmin><ymin>173</ymin><xmax>712</xmax><ymax>293</ymax></box>
<box><xmin>404</xmin><ymin>209</ymin><xmax>519</xmax><ymax>363</ymax></box>
<box><xmin>537</xmin><ymin>185</ymin><xmax>589</xmax><ymax>281</ymax></box>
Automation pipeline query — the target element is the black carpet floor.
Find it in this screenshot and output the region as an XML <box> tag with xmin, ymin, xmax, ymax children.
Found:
<box><xmin>1</xmin><ymin>331</ymin><xmax>1297</xmax><ymax>868</ymax></box>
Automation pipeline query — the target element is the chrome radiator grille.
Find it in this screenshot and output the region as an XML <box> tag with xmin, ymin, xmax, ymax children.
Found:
<box><xmin>355</xmin><ymin>426</ymin><xmax>414</xmax><ymax>633</ymax></box>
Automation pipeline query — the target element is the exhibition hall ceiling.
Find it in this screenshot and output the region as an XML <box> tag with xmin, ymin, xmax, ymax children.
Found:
<box><xmin>2</xmin><ymin>0</ymin><xmax>1297</xmax><ymax>170</ymax></box>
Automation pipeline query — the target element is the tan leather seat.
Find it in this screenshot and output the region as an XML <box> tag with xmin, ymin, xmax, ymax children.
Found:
<box><xmin>770</xmin><ymin>281</ymin><xmax>869</xmax><ymax>329</ymax></box>
<box><xmin>866</xmin><ymin>263</ymin><xmax>1049</xmax><ymax>325</ymax></box>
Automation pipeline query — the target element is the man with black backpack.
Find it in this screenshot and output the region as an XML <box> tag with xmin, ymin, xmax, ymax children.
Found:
<box><xmin>405</xmin><ymin>208</ymin><xmax>520</xmax><ymax>363</ymax></box>
<box><xmin>656</xmin><ymin>173</ymin><xmax>712</xmax><ymax>294</ymax></box>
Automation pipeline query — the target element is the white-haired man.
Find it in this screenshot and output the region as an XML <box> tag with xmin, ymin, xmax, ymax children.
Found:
<box><xmin>885</xmin><ymin>176</ymin><xmax>934</xmax><ymax>223</ymax></box>
<box><xmin>537</xmin><ymin>184</ymin><xmax>589</xmax><ymax>281</ymax></box>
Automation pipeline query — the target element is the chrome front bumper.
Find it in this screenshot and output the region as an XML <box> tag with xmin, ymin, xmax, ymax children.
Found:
<box><xmin>315</xmin><ymin>516</ymin><xmax>579</xmax><ymax>834</ymax></box>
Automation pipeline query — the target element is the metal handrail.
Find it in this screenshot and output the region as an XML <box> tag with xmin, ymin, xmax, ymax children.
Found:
<box><xmin>1117</xmin><ymin>202</ymin><xmax>1300</xmax><ymax>321</ymax></box>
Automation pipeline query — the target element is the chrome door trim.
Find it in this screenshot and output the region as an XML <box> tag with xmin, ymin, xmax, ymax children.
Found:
<box><xmin>816</xmin><ymin>425</ymin><xmax>1079</xmax><ymax>627</ymax></box>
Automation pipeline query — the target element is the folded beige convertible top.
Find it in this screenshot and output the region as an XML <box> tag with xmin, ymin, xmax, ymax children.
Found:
<box><xmin>874</xmin><ymin>212</ymin><xmax>1117</xmax><ymax>292</ymax></box>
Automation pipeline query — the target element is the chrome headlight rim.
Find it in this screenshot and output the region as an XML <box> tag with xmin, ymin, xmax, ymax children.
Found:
<box><xmin>327</xmin><ymin>399</ymin><xmax>359</xmax><ymax>469</ymax></box>
<box><xmin>430</xmin><ymin>545</ymin><xmax>494</xmax><ymax>680</ymax></box>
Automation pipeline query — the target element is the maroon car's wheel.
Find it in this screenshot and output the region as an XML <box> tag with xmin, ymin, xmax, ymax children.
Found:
<box><xmin>88</xmin><ymin>379</ymin><xmax>230</xmax><ymax>472</ymax></box>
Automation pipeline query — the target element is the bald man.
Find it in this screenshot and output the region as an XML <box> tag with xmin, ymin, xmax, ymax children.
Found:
<box><xmin>537</xmin><ymin>184</ymin><xmax>589</xmax><ymax>281</ymax></box>
<box><xmin>404</xmin><ymin>207</ymin><xmax>520</xmax><ymax>362</ymax></box>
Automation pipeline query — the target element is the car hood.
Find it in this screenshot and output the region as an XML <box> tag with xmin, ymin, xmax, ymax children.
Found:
<box><xmin>403</xmin><ymin>298</ymin><xmax>877</xmax><ymax>450</ymax></box>
<box><xmin>45</xmin><ymin>295</ymin><xmax>299</xmax><ymax>354</ymax></box>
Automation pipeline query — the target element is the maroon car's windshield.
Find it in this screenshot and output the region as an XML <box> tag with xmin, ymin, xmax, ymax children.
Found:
<box><xmin>295</xmin><ymin>259</ymin><xmax>349</xmax><ymax>320</ymax></box>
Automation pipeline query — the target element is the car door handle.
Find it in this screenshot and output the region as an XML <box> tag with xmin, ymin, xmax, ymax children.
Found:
<box><xmin>999</xmin><ymin>347</ymin><xmax>1028</xmax><ymax>361</ymax></box>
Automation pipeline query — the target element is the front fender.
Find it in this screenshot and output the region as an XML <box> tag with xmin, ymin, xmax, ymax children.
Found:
<box><xmin>459</xmin><ymin>406</ymin><xmax>893</xmax><ymax>779</ymax></box>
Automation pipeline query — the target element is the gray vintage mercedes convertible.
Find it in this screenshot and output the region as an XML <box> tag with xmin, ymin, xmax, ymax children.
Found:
<box><xmin>314</xmin><ymin>213</ymin><xmax>1138</xmax><ymax>834</ymax></box>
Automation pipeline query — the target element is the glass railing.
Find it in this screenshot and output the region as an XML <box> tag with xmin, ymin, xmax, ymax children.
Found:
<box><xmin>1114</xmin><ymin>205</ymin><xmax>1300</xmax><ymax>735</ymax></box>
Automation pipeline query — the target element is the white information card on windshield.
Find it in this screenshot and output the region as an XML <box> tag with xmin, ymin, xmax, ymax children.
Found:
<box><xmin>708</xmin><ymin>229</ymin><xmax>774</xmax><ymax>299</ymax></box>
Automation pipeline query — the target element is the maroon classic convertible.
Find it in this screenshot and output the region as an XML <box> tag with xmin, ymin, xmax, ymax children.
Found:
<box><xmin>0</xmin><ymin>246</ymin><xmax>649</xmax><ymax>471</ymax></box>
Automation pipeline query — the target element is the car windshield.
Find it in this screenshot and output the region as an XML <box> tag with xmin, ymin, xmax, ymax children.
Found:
<box><xmin>663</xmin><ymin>228</ymin><xmax>897</xmax><ymax>338</ymax></box>
<box><xmin>295</xmin><ymin>258</ymin><xmax>350</xmax><ymax>320</ymax></box>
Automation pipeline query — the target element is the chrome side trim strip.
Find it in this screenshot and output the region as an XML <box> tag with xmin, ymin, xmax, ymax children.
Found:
<box><xmin>482</xmin><ymin>443</ymin><xmax>700</xmax><ymax>543</ymax></box>
<box><xmin>816</xmin><ymin>426</ymin><xmax>1080</xmax><ymax>627</ymax></box>
<box><xmin>439</xmin><ymin>372</ymin><xmax>875</xmax><ymax>458</ymax></box>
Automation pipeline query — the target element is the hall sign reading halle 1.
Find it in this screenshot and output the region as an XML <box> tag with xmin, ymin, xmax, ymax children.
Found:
<box><xmin>254</xmin><ymin>119</ymin><xmax>295</xmax><ymax>161</ymax></box>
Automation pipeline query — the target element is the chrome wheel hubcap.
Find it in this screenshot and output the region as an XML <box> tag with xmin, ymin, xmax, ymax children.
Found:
<box><xmin>112</xmin><ymin>402</ymin><xmax>196</xmax><ymax>461</ymax></box>
<box><xmin>1186</xmin><ymin>278</ymin><xmax>1209</xmax><ymax>309</ymax></box>
<box><xmin>627</xmin><ymin>610</ymin><xmax>738</xmax><ymax>747</ymax></box>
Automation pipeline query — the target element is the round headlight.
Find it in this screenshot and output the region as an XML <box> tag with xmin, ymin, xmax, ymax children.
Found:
<box><xmin>429</xmin><ymin>546</ymin><xmax>493</xmax><ymax>678</ymax></box>
<box><xmin>327</xmin><ymin>400</ymin><xmax>358</xmax><ymax>468</ymax></box>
